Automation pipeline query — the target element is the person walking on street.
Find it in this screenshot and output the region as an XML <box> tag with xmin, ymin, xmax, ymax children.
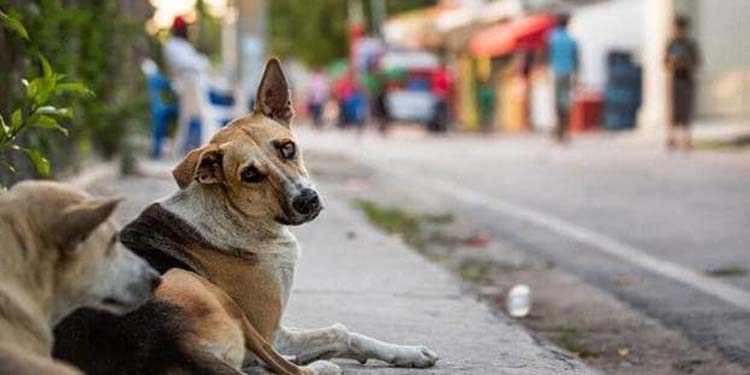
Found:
<box><xmin>665</xmin><ymin>16</ymin><xmax>702</xmax><ymax>152</ymax></box>
<box><xmin>307</xmin><ymin>68</ymin><xmax>328</xmax><ymax>129</ymax></box>
<box><xmin>546</xmin><ymin>13</ymin><xmax>579</xmax><ymax>143</ymax></box>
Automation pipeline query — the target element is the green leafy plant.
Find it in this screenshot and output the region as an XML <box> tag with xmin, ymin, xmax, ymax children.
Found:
<box><xmin>0</xmin><ymin>8</ymin><xmax>92</xmax><ymax>182</ymax></box>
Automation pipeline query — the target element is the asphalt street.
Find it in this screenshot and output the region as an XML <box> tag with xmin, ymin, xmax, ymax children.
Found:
<box><xmin>299</xmin><ymin>128</ymin><xmax>750</xmax><ymax>368</ymax></box>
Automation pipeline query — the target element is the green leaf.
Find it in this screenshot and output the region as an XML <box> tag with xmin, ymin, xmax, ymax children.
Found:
<box><xmin>23</xmin><ymin>148</ymin><xmax>50</xmax><ymax>176</ymax></box>
<box><xmin>0</xmin><ymin>9</ymin><xmax>29</xmax><ymax>41</ymax></box>
<box><xmin>0</xmin><ymin>114</ymin><xmax>9</xmax><ymax>139</ymax></box>
<box><xmin>35</xmin><ymin>105</ymin><xmax>73</xmax><ymax>118</ymax></box>
<box><xmin>28</xmin><ymin>114</ymin><xmax>69</xmax><ymax>136</ymax></box>
<box><xmin>26</xmin><ymin>77</ymin><xmax>54</xmax><ymax>105</ymax></box>
<box><xmin>55</xmin><ymin>82</ymin><xmax>95</xmax><ymax>98</ymax></box>
<box><xmin>10</xmin><ymin>109</ymin><xmax>22</xmax><ymax>130</ymax></box>
<box><xmin>0</xmin><ymin>159</ymin><xmax>16</xmax><ymax>174</ymax></box>
<box><xmin>38</xmin><ymin>53</ymin><xmax>53</xmax><ymax>81</ymax></box>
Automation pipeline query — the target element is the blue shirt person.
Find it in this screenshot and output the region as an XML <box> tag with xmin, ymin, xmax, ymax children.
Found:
<box><xmin>546</xmin><ymin>14</ymin><xmax>579</xmax><ymax>142</ymax></box>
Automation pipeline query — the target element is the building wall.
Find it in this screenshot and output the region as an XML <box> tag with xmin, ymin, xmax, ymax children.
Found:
<box><xmin>568</xmin><ymin>0</ymin><xmax>644</xmax><ymax>89</ymax></box>
<box><xmin>568</xmin><ymin>0</ymin><xmax>749</xmax><ymax>121</ymax></box>
<box><xmin>693</xmin><ymin>0</ymin><xmax>750</xmax><ymax>119</ymax></box>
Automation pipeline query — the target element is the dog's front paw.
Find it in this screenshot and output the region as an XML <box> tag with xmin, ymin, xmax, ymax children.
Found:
<box><xmin>306</xmin><ymin>360</ymin><xmax>342</xmax><ymax>375</ymax></box>
<box><xmin>390</xmin><ymin>345</ymin><xmax>439</xmax><ymax>368</ymax></box>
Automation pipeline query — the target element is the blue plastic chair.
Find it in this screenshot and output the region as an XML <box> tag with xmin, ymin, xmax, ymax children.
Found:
<box><xmin>144</xmin><ymin>72</ymin><xmax>178</xmax><ymax>158</ymax></box>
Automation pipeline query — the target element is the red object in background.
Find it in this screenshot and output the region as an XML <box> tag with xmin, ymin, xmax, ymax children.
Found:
<box><xmin>430</xmin><ymin>68</ymin><xmax>451</xmax><ymax>100</ymax></box>
<box><xmin>172</xmin><ymin>15</ymin><xmax>187</xmax><ymax>34</ymax></box>
<box><xmin>333</xmin><ymin>74</ymin><xmax>356</xmax><ymax>101</ymax></box>
<box><xmin>469</xmin><ymin>14</ymin><xmax>557</xmax><ymax>57</ymax></box>
<box><xmin>570</xmin><ymin>91</ymin><xmax>603</xmax><ymax>132</ymax></box>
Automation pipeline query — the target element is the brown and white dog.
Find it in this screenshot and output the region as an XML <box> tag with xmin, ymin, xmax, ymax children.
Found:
<box><xmin>54</xmin><ymin>59</ymin><xmax>438</xmax><ymax>375</ymax></box>
<box><xmin>0</xmin><ymin>181</ymin><xmax>160</xmax><ymax>375</ymax></box>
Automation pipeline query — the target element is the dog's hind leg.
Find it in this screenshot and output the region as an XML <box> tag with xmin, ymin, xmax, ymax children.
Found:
<box><xmin>274</xmin><ymin>324</ymin><xmax>438</xmax><ymax>368</ymax></box>
<box><xmin>171</xmin><ymin>271</ymin><xmax>338</xmax><ymax>375</ymax></box>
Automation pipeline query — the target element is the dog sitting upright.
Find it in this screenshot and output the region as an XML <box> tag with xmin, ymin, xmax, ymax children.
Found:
<box><xmin>54</xmin><ymin>58</ymin><xmax>438</xmax><ymax>375</ymax></box>
<box><xmin>0</xmin><ymin>181</ymin><xmax>160</xmax><ymax>375</ymax></box>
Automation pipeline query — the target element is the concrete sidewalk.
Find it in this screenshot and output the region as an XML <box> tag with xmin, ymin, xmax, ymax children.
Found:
<box><xmin>78</xmin><ymin>160</ymin><xmax>597</xmax><ymax>375</ymax></box>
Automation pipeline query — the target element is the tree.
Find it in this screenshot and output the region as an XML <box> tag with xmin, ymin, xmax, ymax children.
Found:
<box><xmin>268</xmin><ymin>0</ymin><xmax>437</xmax><ymax>67</ymax></box>
<box><xmin>0</xmin><ymin>8</ymin><xmax>92</xmax><ymax>184</ymax></box>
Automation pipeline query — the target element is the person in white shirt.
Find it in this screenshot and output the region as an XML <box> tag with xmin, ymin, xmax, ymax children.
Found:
<box><xmin>164</xmin><ymin>16</ymin><xmax>209</xmax><ymax>74</ymax></box>
<box><xmin>163</xmin><ymin>16</ymin><xmax>209</xmax><ymax>154</ymax></box>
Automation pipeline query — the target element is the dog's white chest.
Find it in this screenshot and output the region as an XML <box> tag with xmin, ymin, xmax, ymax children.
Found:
<box><xmin>257</xmin><ymin>243</ymin><xmax>298</xmax><ymax>311</ymax></box>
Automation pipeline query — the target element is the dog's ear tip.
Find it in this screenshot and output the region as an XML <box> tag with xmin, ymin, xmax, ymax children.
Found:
<box><xmin>266</xmin><ymin>56</ymin><xmax>282</xmax><ymax>66</ymax></box>
<box><xmin>53</xmin><ymin>196</ymin><xmax>122</xmax><ymax>252</ymax></box>
<box><xmin>257</xmin><ymin>57</ymin><xmax>292</xmax><ymax>126</ymax></box>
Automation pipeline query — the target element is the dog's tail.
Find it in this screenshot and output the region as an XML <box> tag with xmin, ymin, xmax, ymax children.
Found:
<box><xmin>236</xmin><ymin>314</ymin><xmax>305</xmax><ymax>375</ymax></box>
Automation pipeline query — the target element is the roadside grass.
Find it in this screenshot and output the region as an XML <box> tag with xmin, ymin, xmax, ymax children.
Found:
<box><xmin>554</xmin><ymin>327</ymin><xmax>600</xmax><ymax>360</ymax></box>
<box><xmin>456</xmin><ymin>257</ymin><xmax>496</xmax><ymax>285</ymax></box>
<box><xmin>353</xmin><ymin>199</ymin><xmax>427</xmax><ymax>251</ymax></box>
<box><xmin>694</xmin><ymin>136</ymin><xmax>750</xmax><ymax>152</ymax></box>
<box><xmin>704</xmin><ymin>266</ymin><xmax>748</xmax><ymax>277</ymax></box>
<box><xmin>353</xmin><ymin>199</ymin><xmax>516</xmax><ymax>289</ymax></box>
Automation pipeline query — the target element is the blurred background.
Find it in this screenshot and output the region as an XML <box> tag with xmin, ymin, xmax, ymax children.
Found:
<box><xmin>1</xmin><ymin>1</ymin><xmax>749</xmax><ymax>374</ymax></box>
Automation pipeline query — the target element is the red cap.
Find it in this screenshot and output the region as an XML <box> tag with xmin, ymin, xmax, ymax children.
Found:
<box><xmin>172</xmin><ymin>15</ymin><xmax>187</xmax><ymax>31</ymax></box>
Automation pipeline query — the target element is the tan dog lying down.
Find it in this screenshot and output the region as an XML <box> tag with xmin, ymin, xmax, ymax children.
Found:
<box><xmin>54</xmin><ymin>58</ymin><xmax>438</xmax><ymax>375</ymax></box>
<box><xmin>0</xmin><ymin>181</ymin><xmax>160</xmax><ymax>375</ymax></box>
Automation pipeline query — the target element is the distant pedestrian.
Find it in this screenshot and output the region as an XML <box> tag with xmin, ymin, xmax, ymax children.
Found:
<box><xmin>665</xmin><ymin>16</ymin><xmax>702</xmax><ymax>151</ymax></box>
<box><xmin>163</xmin><ymin>16</ymin><xmax>210</xmax><ymax>154</ymax></box>
<box><xmin>477</xmin><ymin>77</ymin><xmax>496</xmax><ymax>133</ymax></box>
<box><xmin>429</xmin><ymin>67</ymin><xmax>451</xmax><ymax>133</ymax></box>
<box><xmin>333</xmin><ymin>71</ymin><xmax>356</xmax><ymax>128</ymax></box>
<box><xmin>546</xmin><ymin>13</ymin><xmax>579</xmax><ymax>143</ymax></box>
<box><xmin>372</xmin><ymin>76</ymin><xmax>391</xmax><ymax>135</ymax></box>
<box><xmin>307</xmin><ymin>68</ymin><xmax>328</xmax><ymax>129</ymax></box>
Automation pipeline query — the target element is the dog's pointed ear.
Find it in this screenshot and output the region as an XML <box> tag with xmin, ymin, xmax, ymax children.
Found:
<box><xmin>53</xmin><ymin>198</ymin><xmax>122</xmax><ymax>253</ymax></box>
<box><xmin>254</xmin><ymin>57</ymin><xmax>293</xmax><ymax>127</ymax></box>
<box><xmin>172</xmin><ymin>144</ymin><xmax>224</xmax><ymax>189</ymax></box>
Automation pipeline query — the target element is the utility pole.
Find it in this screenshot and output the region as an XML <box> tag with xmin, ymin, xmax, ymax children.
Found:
<box><xmin>347</xmin><ymin>0</ymin><xmax>365</xmax><ymax>70</ymax></box>
<box><xmin>638</xmin><ymin>0</ymin><xmax>674</xmax><ymax>137</ymax></box>
<box><xmin>235</xmin><ymin>0</ymin><xmax>267</xmax><ymax>112</ymax></box>
<box><xmin>370</xmin><ymin>0</ymin><xmax>387</xmax><ymax>38</ymax></box>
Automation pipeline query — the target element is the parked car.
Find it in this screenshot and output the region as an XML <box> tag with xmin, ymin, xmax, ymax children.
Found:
<box><xmin>378</xmin><ymin>50</ymin><xmax>441</xmax><ymax>127</ymax></box>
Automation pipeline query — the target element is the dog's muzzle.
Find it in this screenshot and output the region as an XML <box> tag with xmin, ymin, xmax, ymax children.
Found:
<box><xmin>278</xmin><ymin>188</ymin><xmax>323</xmax><ymax>225</ymax></box>
<box><xmin>292</xmin><ymin>188</ymin><xmax>321</xmax><ymax>216</ymax></box>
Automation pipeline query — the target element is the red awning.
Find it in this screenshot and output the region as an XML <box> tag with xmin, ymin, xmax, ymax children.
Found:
<box><xmin>469</xmin><ymin>14</ymin><xmax>557</xmax><ymax>58</ymax></box>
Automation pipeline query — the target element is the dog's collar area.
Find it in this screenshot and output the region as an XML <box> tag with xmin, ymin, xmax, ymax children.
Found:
<box><xmin>119</xmin><ymin>203</ymin><xmax>204</xmax><ymax>275</ymax></box>
<box><xmin>120</xmin><ymin>203</ymin><xmax>262</xmax><ymax>275</ymax></box>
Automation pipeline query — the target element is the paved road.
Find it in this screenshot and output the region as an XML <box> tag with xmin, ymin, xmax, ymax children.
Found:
<box><xmin>299</xmin><ymin>129</ymin><xmax>750</xmax><ymax>367</ymax></box>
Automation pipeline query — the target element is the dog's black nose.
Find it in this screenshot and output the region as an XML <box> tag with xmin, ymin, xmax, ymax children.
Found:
<box><xmin>292</xmin><ymin>189</ymin><xmax>320</xmax><ymax>215</ymax></box>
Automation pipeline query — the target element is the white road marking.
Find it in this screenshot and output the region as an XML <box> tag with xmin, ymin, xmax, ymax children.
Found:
<box><xmin>382</xmin><ymin>164</ymin><xmax>750</xmax><ymax>312</ymax></box>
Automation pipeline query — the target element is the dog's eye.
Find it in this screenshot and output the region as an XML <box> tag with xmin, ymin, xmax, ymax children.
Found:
<box><xmin>279</xmin><ymin>142</ymin><xmax>296</xmax><ymax>160</ymax></box>
<box><xmin>241</xmin><ymin>166</ymin><xmax>264</xmax><ymax>183</ymax></box>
